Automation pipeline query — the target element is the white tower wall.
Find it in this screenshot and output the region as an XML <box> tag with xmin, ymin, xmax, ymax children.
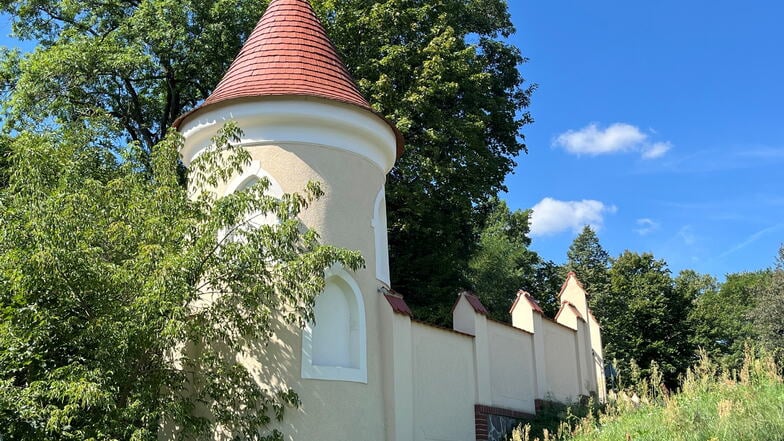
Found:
<box><xmin>180</xmin><ymin>96</ymin><xmax>398</xmax><ymax>441</ymax></box>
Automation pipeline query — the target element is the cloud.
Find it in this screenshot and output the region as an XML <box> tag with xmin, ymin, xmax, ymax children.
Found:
<box><xmin>635</xmin><ymin>218</ymin><xmax>660</xmax><ymax>235</ymax></box>
<box><xmin>530</xmin><ymin>197</ymin><xmax>617</xmax><ymax>236</ymax></box>
<box><xmin>678</xmin><ymin>225</ymin><xmax>697</xmax><ymax>246</ymax></box>
<box><xmin>553</xmin><ymin>123</ymin><xmax>672</xmax><ymax>159</ymax></box>
<box><xmin>641</xmin><ymin>142</ymin><xmax>672</xmax><ymax>159</ymax></box>
<box><xmin>717</xmin><ymin>223</ymin><xmax>784</xmax><ymax>260</ymax></box>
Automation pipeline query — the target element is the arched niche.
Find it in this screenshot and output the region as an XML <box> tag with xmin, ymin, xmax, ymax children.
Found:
<box><xmin>225</xmin><ymin>160</ymin><xmax>283</xmax><ymax>230</ymax></box>
<box><xmin>371</xmin><ymin>186</ymin><xmax>391</xmax><ymax>286</ymax></box>
<box><xmin>226</xmin><ymin>160</ymin><xmax>284</xmax><ymax>198</ymax></box>
<box><xmin>301</xmin><ymin>266</ymin><xmax>367</xmax><ymax>383</ymax></box>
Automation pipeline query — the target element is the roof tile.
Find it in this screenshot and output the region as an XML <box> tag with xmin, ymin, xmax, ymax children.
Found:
<box><xmin>384</xmin><ymin>293</ymin><xmax>413</xmax><ymax>317</ymax></box>
<box><xmin>202</xmin><ymin>0</ymin><xmax>370</xmax><ymax>110</ymax></box>
<box><xmin>175</xmin><ymin>0</ymin><xmax>404</xmax><ymax>157</ymax></box>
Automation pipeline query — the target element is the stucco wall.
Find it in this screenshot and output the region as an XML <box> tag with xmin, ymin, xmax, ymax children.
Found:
<box><xmin>224</xmin><ymin>142</ymin><xmax>388</xmax><ymax>441</ymax></box>
<box><xmin>411</xmin><ymin>322</ymin><xmax>476</xmax><ymax>441</ymax></box>
<box><xmin>542</xmin><ymin>320</ymin><xmax>581</xmax><ymax>402</ymax></box>
<box><xmin>589</xmin><ymin>314</ymin><xmax>606</xmax><ymax>402</ymax></box>
<box><xmin>181</xmin><ymin>98</ymin><xmax>603</xmax><ymax>440</ymax></box>
<box><xmin>487</xmin><ymin>321</ymin><xmax>537</xmax><ymax>413</ymax></box>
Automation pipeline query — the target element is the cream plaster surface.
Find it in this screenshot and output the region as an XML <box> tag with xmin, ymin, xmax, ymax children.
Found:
<box><xmin>542</xmin><ymin>320</ymin><xmax>580</xmax><ymax>402</ymax></box>
<box><xmin>180</xmin><ymin>95</ymin><xmax>605</xmax><ymax>441</ymax></box>
<box><xmin>560</xmin><ymin>276</ymin><xmax>589</xmax><ymax>319</ymax></box>
<box><xmin>182</xmin><ymin>96</ymin><xmax>395</xmax><ymax>440</ymax></box>
<box><xmin>511</xmin><ymin>295</ymin><xmax>535</xmax><ymax>333</ymax></box>
<box><xmin>411</xmin><ymin>322</ymin><xmax>476</xmax><ymax>441</ymax></box>
<box><xmin>232</xmin><ymin>143</ymin><xmax>387</xmax><ymax>441</ymax></box>
<box><xmin>589</xmin><ymin>314</ymin><xmax>607</xmax><ymax>401</ymax></box>
<box><xmin>488</xmin><ymin>321</ymin><xmax>537</xmax><ymax>413</ymax></box>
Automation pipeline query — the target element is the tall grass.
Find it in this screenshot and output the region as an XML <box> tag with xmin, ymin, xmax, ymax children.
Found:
<box><xmin>511</xmin><ymin>349</ymin><xmax>784</xmax><ymax>441</ymax></box>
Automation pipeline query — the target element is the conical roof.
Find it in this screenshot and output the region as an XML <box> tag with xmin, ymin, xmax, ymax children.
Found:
<box><xmin>175</xmin><ymin>0</ymin><xmax>402</xmax><ymax>156</ymax></box>
<box><xmin>202</xmin><ymin>0</ymin><xmax>371</xmax><ymax>110</ymax></box>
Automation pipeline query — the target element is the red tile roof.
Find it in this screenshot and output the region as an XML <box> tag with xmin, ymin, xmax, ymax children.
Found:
<box><xmin>509</xmin><ymin>290</ymin><xmax>544</xmax><ymax>314</ymax></box>
<box><xmin>452</xmin><ymin>291</ymin><xmax>488</xmax><ymax>316</ymax></box>
<box><xmin>555</xmin><ymin>300</ymin><xmax>585</xmax><ymax>322</ymax></box>
<box><xmin>204</xmin><ymin>0</ymin><xmax>370</xmax><ymax>110</ymax></box>
<box><xmin>558</xmin><ymin>271</ymin><xmax>590</xmax><ymax>299</ymax></box>
<box><xmin>174</xmin><ymin>0</ymin><xmax>404</xmax><ymax>156</ymax></box>
<box><xmin>384</xmin><ymin>293</ymin><xmax>413</xmax><ymax>317</ymax></box>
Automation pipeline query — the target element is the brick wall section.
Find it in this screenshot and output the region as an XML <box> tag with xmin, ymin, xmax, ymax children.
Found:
<box><xmin>474</xmin><ymin>404</ymin><xmax>536</xmax><ymax>441</ymax></box>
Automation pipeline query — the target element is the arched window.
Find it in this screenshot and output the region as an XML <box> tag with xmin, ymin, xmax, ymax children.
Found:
<box><xmin>302</xmin><ymin>267</ymin><xmax>367</xmax><ymax>383</ymax></box>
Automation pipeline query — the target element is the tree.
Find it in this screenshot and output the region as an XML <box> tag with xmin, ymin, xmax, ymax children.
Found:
<box><xmin>750</xmin><ymin>245</ymin><xmax>784</xmax><ymax>362</ymax></box>
<box><xmin>1</xmin><ymin>0</ymin><xmax>534</xmax><ymax>325</ymax></box>
<box><xmin>689</xmin><ymin>271</ymin><xmax>766</xmax><ymax>370</ymax></box>
<box><xmin>601</xmin><ymin>251</ymin><xmax>693</xmax><ymax>387</ymax></box>
<box><xmin>0</xmin><ymin>133</ymin><xmax>9</xmax><ymax>189</ymax></box>
<box><xmin>320</xmin><ymin>0</ymin><xmax>533</xmax><ymax>324</ymax></box>
<box><xmin>0</xmin><ymin>0</ymin><xmax>261</xmax><ymax>160</ymax></box>
<box><xmin>0</xmin><ymin>124</ymin><xmax>361</xmax><ymax>440</ymax></box>
<box><xmin>565</xmin><ymin>226</ymin><xmax>610</xmax><ymax>303</ymax></box>
<box><xmin>466</xmin><ymin>198</ymin><xmax>562</xmax><ymax>321</ymax></box>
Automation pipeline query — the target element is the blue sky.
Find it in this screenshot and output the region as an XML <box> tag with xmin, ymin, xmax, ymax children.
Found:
<box><xmin>2</xmin><ymin>3</ymin><xmax>782</xmax><ymax>280</ymax></box>
<box><xmin>504</xmin><ymin>1</ymin><xmax>784</xmax><ymax>279</ymax></box>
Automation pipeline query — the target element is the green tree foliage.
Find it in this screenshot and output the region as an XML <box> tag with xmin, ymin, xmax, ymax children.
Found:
<box><xmin>0</xmin><ymin>0</ymin><xmax>533</xmax><ymax>325</ymax></box>
<box><xmin>0</xmin><ymin>0</ymin><xmax>260</xmax><ymax>158</ymax></box>
<box><xmin>750</xmin><ymin>245</ymin><xmax>784</xmax><ymax>362</ymax></box>
<box><xmin>0</xmin><ymin>124</ymin><xmax>362</xmax><ymax>440</ymax></box>
<box><xmin>689</xmin><ymin>271</ymin><xmax>767</xmax><ymax>370</ymax></box>
<box><xmin>319</xmin><ymin>1</ymin><xmax>534</xmax><ymax>323</ymax></box>
<box><xmin>565</xmin><ymin>226</ymin><xmax>610</xmax><ymax>303</ymax></box>
<box><xmin>0</xmin><ymin>133</ymin><xmax>9</xmax><ymax>188</ymax></box>
<box><xmin>526</xmin><ymin>259</ymin><xmax>565</xmax><ymax>318</ymax></box>
<box><xmin>467</xmin><ymin>198</ymin><xmax>562</xmax><ymax>321</ymax></box>
<box><xmin>602</xmin><ymin>251</ymin><xmax>694</xmax><ymax>387</ymax></box>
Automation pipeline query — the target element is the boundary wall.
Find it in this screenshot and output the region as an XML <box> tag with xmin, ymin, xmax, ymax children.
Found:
<box><xmin>380</xmin><ymin>273</ymin><xmax>606</xmax><ymax>441</ymax></box>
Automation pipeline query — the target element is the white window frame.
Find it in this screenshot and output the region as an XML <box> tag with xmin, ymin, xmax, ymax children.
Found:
<box><xmin>301</xmin><ymin>265</ymin><xmax>368</xmax><ymax>383</ymax></box>
<box><xmin>371</xmin><ymin>186</ymin><xmax>391</xmax><ymax>286</ymax></box>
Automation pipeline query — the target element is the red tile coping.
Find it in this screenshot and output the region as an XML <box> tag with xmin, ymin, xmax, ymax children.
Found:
<box><xmin>383</xmin><ymin>293</ymin><xmax>412</xmax><ymax>317</ymax></box>
<box><xmin>451</xmin><ymin>290</ymin><xmax>489</xmax><ymax>316</ymax></box>
<box><xmin>554</xmin><ymin>300</ymin><xmax>585</xmax><ymax>322</ymax></box>
<box><xmin>559</xmin><ymin>271</ymin><xmax>590</xmax><ymax>299</ymax></box>
<box><xmin>509</xmin><ymin>289</ymin><xmax>544</xmax><ymax>314</ymax></box>
<box><xmin>174</xmin><ymin>0</ymin><xmax>404</xmax><ymax>157</ymax></box>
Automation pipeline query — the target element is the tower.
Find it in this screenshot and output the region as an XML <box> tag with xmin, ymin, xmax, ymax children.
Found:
<box><xmin>175</xmin><ymin>0</ymin><xmax>402</xmax><ymax>439</ymax></box>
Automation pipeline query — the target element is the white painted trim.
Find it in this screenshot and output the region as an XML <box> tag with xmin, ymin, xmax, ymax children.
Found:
<box><xmin>180</xmin><ymin>97</ymin><xmax>398</xmax><ymax>173</ymax></box>
<box><xmin>372</xmin><ymin>186</ymin><xmax>391</xmax><ymax>286</ymax></box>
<box><xmin>301</xmin><ymin>265</ymin><xmax>368</xmax><ymax>383</ymax></box>
<box><xmin>225</xmin><ymin>160</ymin><xmax>284</xmax><ymax>198</ymax></box>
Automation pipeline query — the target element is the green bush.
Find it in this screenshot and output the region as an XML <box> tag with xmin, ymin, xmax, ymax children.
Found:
<box><xmin>512</xmin><ymin>348</ymin><xmax>784</xmax><ymax>441</ymax></box>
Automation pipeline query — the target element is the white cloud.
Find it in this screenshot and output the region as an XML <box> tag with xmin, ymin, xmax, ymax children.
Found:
<box><xmin>530</xmin><ymin>197</ymin><xmax>617</xmax><ymax>236</ymax></box>
<box><xmin>642</xmin><ymin>141</ymin><xmax>672</xmax><ymax>159</ymax></box>
<box><xmin>553</xmin><ymin>123</ymin><xmax>672</xmax><ymax>159</ymax></box>
<box><xmin>678</xmin><ymin>225</ymin><xmax>697</xmax><ymax>246</ymax></box>
<box><xmin>717</xmin><ymin>223</ymin><xmax>784</xmax><ymax>259</ymax></box>
<box><xmin>635</xmin><ymin>218</ymin><xmax>659</xmax><ymax>235</ymax></box>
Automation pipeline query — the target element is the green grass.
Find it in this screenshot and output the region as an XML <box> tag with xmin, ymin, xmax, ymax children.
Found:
<box><xmin>512</xmin><ymin>350</ymin><xmax>784</xmax><ymax>441</ymax></box>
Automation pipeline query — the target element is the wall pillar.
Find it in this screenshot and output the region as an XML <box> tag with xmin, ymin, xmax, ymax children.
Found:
<box><xmin>380</xmin><ymin>291</ymin><xmax>414</xmax><ymax>441</ymax></box>
<box><xmin>531</xmin><ymin>313</ymin><xmax>548</xmax><ymax>400</ymax></box>
<box><xmin>509</xmin><ymin>291</ymin><xmax>548</xmax><ymax>401</ymax></box>
<box><xmin>453</xmin><ymin>292</ymin><xmax>492</xmax><ymax>405</ymax></box>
